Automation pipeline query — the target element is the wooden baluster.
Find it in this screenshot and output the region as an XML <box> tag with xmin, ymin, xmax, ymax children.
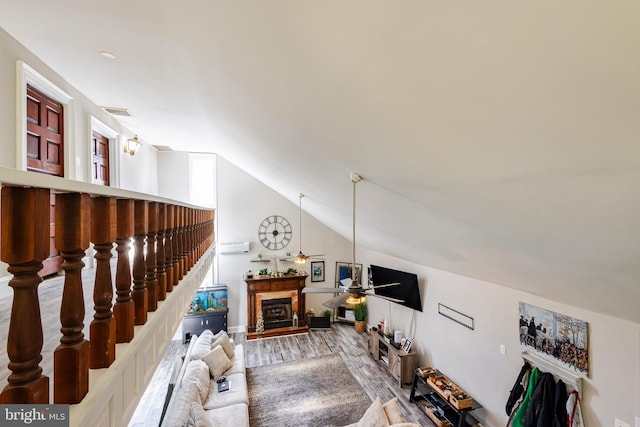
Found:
<box><xmin>171</xmin><ymin>205</ymin><xmax>181</xmax><ymax>285</ymax></box>
<box><xmin>177</xmin><ymin>206</ymin><xmax>186</xmax><ymax>281</ymax></box>
<box><xmin>145</xmin><ymin>202</ymin><xmax>158</xmax><ymax>311</ymax></box>
<box><xmin>0</xmin><ymin>187</ymin><xmax>50</xmax><ymax>404</ymax></box>
<box><xmin>89</xmin><ymin>197</ymin><xmax>116</xmax><ymax>369</ymax></box>
<box><xmin>54</xmin><ymin>192</ymin><xmax>90</xmax><ymax>404</ymax></box>
<box><xmin>185</xmin><ymin>208</ymin><xmax>192</xmax><ymax>270</ymax></box>
<box><xmin>132</xmin><ymin>200</ymin><xmax>148</xmax><ymax>325</ymax></box>
<box><xmin>114</xmin><ymin>199</ymin><xmax>135</xmax><ymax>342</ymax></box>
<box><xmin>165</xmin><ymin>204</ymin><xmax>174</xmax><ymax>293</ymax></box>
<box><xmin>156</xmin><ymin>203</ymin><xmax>167</xmax><ymax>302</ymax></box>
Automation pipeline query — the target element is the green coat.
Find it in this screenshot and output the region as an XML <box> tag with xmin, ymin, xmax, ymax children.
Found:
<box><xmin>512</xmin><ymin>367</ymin><xmax>541</xmax><ymax>427</ymax></box>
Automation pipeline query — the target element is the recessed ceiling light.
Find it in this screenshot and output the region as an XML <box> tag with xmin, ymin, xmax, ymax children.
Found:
<box><xmin>99</xmin><ymin>50</ymin><xmax>117</xmax><ymax>60</ymax></box>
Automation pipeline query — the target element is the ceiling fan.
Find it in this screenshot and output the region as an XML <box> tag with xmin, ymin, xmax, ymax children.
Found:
<box><xmin>282</xmin><ymin>193</ymin><xmax>324</xmax><ymax>264</ymax></box>
<box><xmin>302</xmin><ymin>172</ymin><xmax>403</xmax><ymax>309</ymax></box>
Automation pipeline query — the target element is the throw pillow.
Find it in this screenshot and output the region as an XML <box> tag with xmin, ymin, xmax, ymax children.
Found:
<box><xmin>211</xmin><ymin>332</ymin><xmax>235</xmax><ymax>359</ymax></box>
<box><xmin>201</xmin><ymin>345</ymin><xmax>233</xmax><ymax>378</ymax></box>
<box><xmin>357</xmin><ymin>397</ymin><xmax>390</xmax><ymax>427</ymax></box>
<box><xmin>382</xmin><ymin>397</ymin><xmax>403</xmax><ymax>424</ymax></box>
<box><xmin>183</xmin><ymin>360</ymin><xmax>210</xmax><ymax>403</ymax></box>
<box><xmin>191</xmin><ymin>401</ymin><xmax>213</xmax><ymax>427</ymax></box>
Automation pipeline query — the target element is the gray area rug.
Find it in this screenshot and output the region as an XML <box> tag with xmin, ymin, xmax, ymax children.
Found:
<box><xmin>247</xmin><ymin>353</ymin><xmax>372</xmax><ymax>427</ymax></box>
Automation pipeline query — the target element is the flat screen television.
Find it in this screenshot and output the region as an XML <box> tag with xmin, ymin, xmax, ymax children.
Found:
<box><xmin>369</xmin><ymin>264</ymin><xmax>423</xmax><ymax>312</ymax></box>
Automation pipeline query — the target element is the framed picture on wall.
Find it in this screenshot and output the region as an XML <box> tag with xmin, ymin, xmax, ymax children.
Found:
<box><xmin>311</xmin><ymin>261</ymin><xmax>325</xmax><ymax>282</ymax></box>
<box><xmin>335</xmin><ymin>262</ymin><xmax>362</xmax><ymax>287</ymax></box>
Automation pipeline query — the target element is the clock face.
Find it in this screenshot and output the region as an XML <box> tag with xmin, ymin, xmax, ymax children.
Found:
<box><xmin>258</xmin><ymin>215</ymin><xmax>292</xmax><ymax>250</ymax></box>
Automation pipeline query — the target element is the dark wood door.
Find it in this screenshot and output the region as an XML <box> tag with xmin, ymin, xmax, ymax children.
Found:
<box><xmin>92</xmin><ymin>131</ymin><xmax>110</xmax><ymax>186</ymax></box>
<box><xmin>26</xmin><ymin>85</ymin><xmax>64</xmax><ymax>176</ymax></box>
<box><xmin>40</xmin><ymin>191</ymin><xmax>63</xmax><ymax>277</ymax></box>
<box><xmin>25</xmin><ymin>85</ymin><xmax>64</xmax><ymax>276</ymax></box>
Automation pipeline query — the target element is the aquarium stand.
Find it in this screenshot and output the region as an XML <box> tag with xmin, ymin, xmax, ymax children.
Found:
<box><xmin>182</xmin><ymin>309</ymin><xmax>228</xmax><ymax>343</ymax></box>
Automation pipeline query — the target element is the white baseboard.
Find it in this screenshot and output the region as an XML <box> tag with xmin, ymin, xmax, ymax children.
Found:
<box><xmin>228</xmin><ymin>325</ymin><xmax>246</xmax><ymax>334</ymax></box>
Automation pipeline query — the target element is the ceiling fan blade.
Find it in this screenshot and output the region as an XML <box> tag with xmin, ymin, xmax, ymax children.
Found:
<box><xmin>323</xmin><ymin>293</ymin><xmax>350</xmax><ymax>309</ymax></box>
<box><xmin>365</xmin><ymin>292</ymin><xmax>404</xmax><ymax>303</ymax></box>
<box><xmin>371</xmin><ymin>282</ymin><xmax>401</xmax><ymax>289</ymax></box>
<box><xmin>302</xmin><ymin>287</ymin><xmax>344</xmax><ymax>294</ymax></box>
<box><xmin>340</xmin><ymin>278</ymin><xmax>353</xmax><ymax>288</ymax></box>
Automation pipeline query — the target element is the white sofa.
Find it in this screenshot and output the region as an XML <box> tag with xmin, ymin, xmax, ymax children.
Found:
<box><xmin>161</xmin><ymin>329</ymin><xmax>249</xmax><ymax>427</ymax></box>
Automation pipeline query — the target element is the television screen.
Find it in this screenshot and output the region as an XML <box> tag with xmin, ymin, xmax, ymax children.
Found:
<box><xmin>369</xmin><ymin>265</ymin><xmax>423</xmax><ymax>312</ymax></box>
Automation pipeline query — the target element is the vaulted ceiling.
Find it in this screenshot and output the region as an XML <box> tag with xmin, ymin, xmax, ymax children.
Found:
<box><xmin>2</xmin><ymin>1</ymin><xmax>639</xmax><ymax>322</ymax></box>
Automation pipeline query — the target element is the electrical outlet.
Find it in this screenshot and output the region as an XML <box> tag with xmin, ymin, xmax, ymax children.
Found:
<box><xmin>615</xmin><ymin>418</ymin><xmax>630</xmax><ymax>427</ymax></box>
<box><xmin>499</xmin><ymin>344</ymin><xmax>506</xmax><ymax>355</ymax></box>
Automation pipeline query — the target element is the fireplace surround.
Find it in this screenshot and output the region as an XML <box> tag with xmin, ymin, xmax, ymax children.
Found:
<box><xmin>245</xmin><ymin>274</ymin><xmax>308</xmax><ymax>339</ymax></box>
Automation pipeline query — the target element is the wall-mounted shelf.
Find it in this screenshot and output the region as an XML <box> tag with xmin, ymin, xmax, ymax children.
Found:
<box><xmin>522</xmin><ymin>351</ymin><xmax>583</xmax><ymax>397</ymax></box>
<box><xmin>250</xmin><ymin>259</ymin><xmax>271</xmax><ymax>263</ymax></box>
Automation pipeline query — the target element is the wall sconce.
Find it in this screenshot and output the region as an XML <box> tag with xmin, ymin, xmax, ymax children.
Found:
<box><xmin>124</xmin><ymin>135</ymin><xmax>141</xmax><ymax>156</ymax></box>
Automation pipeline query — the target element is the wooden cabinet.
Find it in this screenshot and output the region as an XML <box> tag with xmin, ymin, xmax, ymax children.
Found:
<box><xmin>368</xmin><ymin>331</ymin><xmax>416</xmax><ymax>386</ymax></box>
<box><xmin>182</xmin><ymin>309</ymin><xmax>228</xmax><ymax>343</ymax></box>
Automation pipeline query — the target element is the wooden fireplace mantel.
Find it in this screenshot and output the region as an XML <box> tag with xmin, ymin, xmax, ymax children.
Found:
<box><xmin>245</xmin><ymin>274</ymin><xmax>309</xmax><ymax>340</ymax></box>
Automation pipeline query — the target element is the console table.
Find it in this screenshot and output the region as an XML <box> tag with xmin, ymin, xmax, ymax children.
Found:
<box><xmin>369</xmin><ymin>331</ymin><xmax>417</xmax><ymax>386</ymax></box>
<box><xmin>409</xmin><ymin>370</ymin><xmax>481</xmax><ymax>427</ymax></box>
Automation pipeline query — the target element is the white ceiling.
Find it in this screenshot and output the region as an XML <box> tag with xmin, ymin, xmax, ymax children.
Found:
<box><xmin>2</xmin><ymin>1</ymin><xmax>639</xmax><ymax>322</ymax></box>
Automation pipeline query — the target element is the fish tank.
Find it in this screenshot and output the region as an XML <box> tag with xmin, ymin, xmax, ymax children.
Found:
<box><xmin>187</xmin><ymin>285</ymin><xmax>228</xmax><ymax>314</ymax></box>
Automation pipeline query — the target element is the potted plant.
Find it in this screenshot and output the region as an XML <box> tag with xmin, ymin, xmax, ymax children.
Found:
<box><xmin>353</xmin><ymin>302</ymin><xmax>367</xmax><ymax>333</ymax></box>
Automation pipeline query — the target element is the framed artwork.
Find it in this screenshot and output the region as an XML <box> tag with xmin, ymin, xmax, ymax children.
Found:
<box><xmin>311</xmin><ymin>261</ymin><xmax>325</xmax><ymax>282</ymax></box>
<box><xmin>519</xmin><ymin>302</ymin><xmax>589</xmax><ymax>375</ymax></box>
<box><xmin>402</xmin><ymin>338</ymin><xmax>413</xmax><ymax>353</ymax></box>
<box><xmin>335</xmin><ymin>262</ymin><xmax>363</xmax><ymax>287</ymax></box>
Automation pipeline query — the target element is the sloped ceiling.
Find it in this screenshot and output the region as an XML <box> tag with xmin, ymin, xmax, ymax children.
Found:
<box><xmin>1</xmin><ymin>1</ymin><xmax>639</xmax><ymax>322</ymax></box>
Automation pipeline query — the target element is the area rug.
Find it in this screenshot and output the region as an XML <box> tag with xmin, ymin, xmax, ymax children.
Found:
<box><xmin>247</xmin><ymin>353</ymin><xmax>372</xmax><ymax>427</ymax></box>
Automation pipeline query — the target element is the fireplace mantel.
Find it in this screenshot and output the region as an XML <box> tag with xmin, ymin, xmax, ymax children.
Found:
<box><xmin>245</xmin><ymin>274</ymin><xmax>309</xmax><ymax>339</ymax></box>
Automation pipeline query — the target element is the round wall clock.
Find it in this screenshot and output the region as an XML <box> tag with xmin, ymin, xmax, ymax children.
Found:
<box><xmin>258</xmin><ymin>215</ymin><xmax>292</xmax><ymax>250</ymax></box>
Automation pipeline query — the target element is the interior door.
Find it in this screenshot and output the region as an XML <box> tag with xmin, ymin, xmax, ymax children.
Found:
<box><xmin>92</xmin><ymin>130</ymin><xmax>110</xmax><ymax>185</ymax></box>
<box><xmin>25</xmin><ymin>85</ymin><xmax>64</xmax><ymax>276</ymax></box>
<box><xmin>26</xmin><ymin>85</ymin><xmax>64</xmax><ymax>176</ymax></box>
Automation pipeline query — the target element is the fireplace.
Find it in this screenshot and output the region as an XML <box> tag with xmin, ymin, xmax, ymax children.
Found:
<box><xmin>262</xmin><ymin>297</ymin><xmax>292</xmax><ymax>329</ymax></box>
<box><xmin>245</xmin><ymin>275</ymin><xmax>309</xmax><ymax>339</ymax></box>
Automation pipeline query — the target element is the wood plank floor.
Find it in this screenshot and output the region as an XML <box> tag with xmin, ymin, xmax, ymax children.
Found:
<box><xmin>129</xmin><ymin>324</ymin><xmax>432</xmax><ymax>426</ymax></box>
<box><xmin>0</xmin><ymin>265</ymin><xmax>432</xmax><ymax>426</ymax></box>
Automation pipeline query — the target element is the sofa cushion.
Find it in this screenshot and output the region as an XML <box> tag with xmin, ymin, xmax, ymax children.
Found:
<box><xmin>225</xmin><ymin>344</ymin><xmax>245</xmax><ymax>376</ymax></box>
<box><xmin>202</xmin><ymin>345</ymin><xmax>233</xmax><ymax>378</ymax></box>
<box><xmin>383</xmin><ymin>397</ymin><xmax>403</xmax><ymax>424</ymax></box>
<box><xmin>183</xmin><ymin>360</ymin><xmax>210</xmax><ymax>403</ymax></box>
<box><xmin>204</xmin><ymin>403</ymin><xmax>249</xmax><ymax>427</ymax></box>
<box><xmin>191</xmin><ymin>333</ymin><xmax>214</xmax><ymax>361</ymax></box>
<box><xmin>189</xmin><ymin>401</ymin><xmax>213</xmax><ymax>427</ymax></box>
<box><xmin>356</xmin><ymin>397</ymin><xmax>389</xmax><ymax>427</ymax></box>
<box><xmin>202</xmin><ymin>373</ymin><xmax>249</xmax><ymax>410</ymax></box>
<box><xmin>199</xmin><ymin>329</ymin><xmax>214</xmax><ymax>340</ymax></box>
<box><xmin>211</xmin><ymin>332</ymin><xmax>235</xmax><ymax>359</ymax></box>
<box><xmin>162</xmin><ymin>380</ymin><xmax>200</xmax><ymax>427</ymax></box>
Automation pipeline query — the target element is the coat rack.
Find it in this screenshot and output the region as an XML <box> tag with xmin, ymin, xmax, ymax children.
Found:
<box><xmin>521</xmin><ymin>351</ymin><xmax>583</xmax><ymax>397</ymax></box>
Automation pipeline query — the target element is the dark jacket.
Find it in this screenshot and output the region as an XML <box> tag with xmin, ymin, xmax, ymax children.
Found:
<box><xmin>506</xmin><ymin>362</ymin><xmax>532</xmax><ymax>415</ymax></box>
<box><xmin>554</xmin><ymin>379</ymin><xmax>568</xmax><ymax>427</ymax></box>
<box><xmin>524</xmin><ymin>372</ymin><xmax>555</xmax><ymax>427</ymax></box>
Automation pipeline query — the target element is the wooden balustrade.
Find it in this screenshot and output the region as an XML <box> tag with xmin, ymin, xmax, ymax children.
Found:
<box><xmin>89</xmin><ymin>196</ymin><xmax>116</xmax><ymax>369</ymax></box>
<box><xmin>0</xmin><ymin>172</ymin><xmax>215</xmax><ymax>411</ymax></box>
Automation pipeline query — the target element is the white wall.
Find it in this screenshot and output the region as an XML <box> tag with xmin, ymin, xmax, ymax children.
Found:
<box><xmin>215</xmin><ymin>156</ymin><xmax>352</xmax><ymax>330</ymax></box>
<box><xmin>156</xmin><ymin>151</ymin><xmax>190</xmax><ymax>202</ymax></box>
<box><xmin>360</xmin><ymin>247</ymin><xmax>640</xmax><ymax>427</ymax></box>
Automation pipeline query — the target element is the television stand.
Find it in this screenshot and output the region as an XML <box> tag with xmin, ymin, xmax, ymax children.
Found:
<box><xmin>368</xmin><ymin>330</ymin><xmax>416</xmax><ymax>387</ymax></box>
